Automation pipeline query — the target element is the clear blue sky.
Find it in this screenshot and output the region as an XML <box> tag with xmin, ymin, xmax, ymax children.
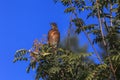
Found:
<box><xmin>0</xmin><ymin>0</ymin><xmax>99</xmax><ymax>80</ymax></box>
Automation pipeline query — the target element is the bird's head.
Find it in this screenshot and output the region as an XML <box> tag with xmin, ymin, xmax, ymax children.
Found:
<box><xmin>50</xmin><ymin>22</ymin><xmax>58</xmax><ymax>30</ymax></box>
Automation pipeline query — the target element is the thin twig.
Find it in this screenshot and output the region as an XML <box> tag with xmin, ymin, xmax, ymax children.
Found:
<box><xmin>67</xmin><ymin>13</ymin><xmax>73</xmax><ymax>47</ymax></box>
<box><xmin>102</xmin><ymin>18</ymin><xmax>109</xmax><ymax>32</ymax></box>
<box><xmin>110</xmin><ymin>4</ymin><xmax>113</xmax><ymax>26</ymax></box>
<box><xmin>96</xmin><ymin>0</ymin><xmax>107</xmax><ymax>47</ymax></box>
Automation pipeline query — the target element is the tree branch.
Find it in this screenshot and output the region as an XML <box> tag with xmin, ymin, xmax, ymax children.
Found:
<box><xmin>96</xmin><ymin>1</ymin><xmax>116</xmax><ymax>79</ymax></box>
<box><xmin>110</xmin><ymin>4</ymin><xmax>113</xmax><ymax>26</ymax></box>
<box><xmin>96</xmin><ymin>0</ymin><xmax>107</xmax><ymax>47</ymax></box>
<box><xmin>68</xmin><ymin>0</ymin><xmax>103</xmax><ymax>64</ymax></box>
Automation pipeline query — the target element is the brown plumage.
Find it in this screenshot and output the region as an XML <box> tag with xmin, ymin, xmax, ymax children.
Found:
<box><xmin>48</xmin><ymin>23</ymin><xmax>60</xmax><ymax>48</ymax></box>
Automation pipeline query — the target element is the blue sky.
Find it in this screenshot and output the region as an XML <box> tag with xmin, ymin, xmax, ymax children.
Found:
<box><xmin>0</xmin><ymin>0</ymin><xmax>99</xmax><ymax>80</ymax></box>
<box><xmin>0</xmin><ymin>0</ymin><xmax>70</xmax><ymax>80</ymax></box>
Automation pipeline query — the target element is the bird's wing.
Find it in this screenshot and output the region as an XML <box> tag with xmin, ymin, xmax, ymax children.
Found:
<box><xmin>48</xmin><ymin>29</ymin><xmax>60</xmax><ymax>47</ymax></box>
<box><xmin>48</xmin><ymin>29</ymin><xmax>53</xmax><ymax>44</ymax></box>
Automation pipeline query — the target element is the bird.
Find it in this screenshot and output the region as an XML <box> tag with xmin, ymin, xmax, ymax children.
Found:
<box><xmin>48</xmin><ymin>22</ymin><xmax>60</xmax><ymax>48</ymax></box>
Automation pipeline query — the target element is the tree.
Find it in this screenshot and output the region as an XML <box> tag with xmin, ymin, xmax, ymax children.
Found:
<box><xmin>53</xmin><ymin>0</ymin><xmax>120</xmax><ymax>79</ymax></box>
<box><xmin>60</xmin><ymin>26</ymin><xmax>87</xmax><ymax>53</ymax></box>
<box><xmin>13</xmin><ymin>39</ymin><xmax>92</xmax><ymax>80</ymax></box>
<box><xmin>13</xmin><ymin>0</ymin><xmax>120</xmax><ymax>80</ymax></box>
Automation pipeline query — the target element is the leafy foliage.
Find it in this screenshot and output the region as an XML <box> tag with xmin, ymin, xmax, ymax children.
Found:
<box><xmin>13</xmin><ymin>49</ymin><xmax>28</xmax><ymax>63</ymax></box>
<box><xmin>13</xmin><ymin>40</ymin><xmax>92</xmax><ymax>80</ymax></box>
<box><xmin>53</xmin><ymin>0</ymin><xmax>120</xmax><ymax>79</ymax></box>
<box><xmin>13</xmin><ymin>0</ymin><xmax>120</xmax><ymax>80</ymax></box>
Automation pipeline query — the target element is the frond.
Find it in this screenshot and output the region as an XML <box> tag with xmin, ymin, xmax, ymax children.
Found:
<box><xmin>85</xmin><ymin>64</ymin><xmax>108</xmax><ymax>80</ymax></box>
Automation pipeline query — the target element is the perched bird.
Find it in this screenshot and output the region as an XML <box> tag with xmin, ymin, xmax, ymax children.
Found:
<box><xmin>48</xmin><ymin>22</ymin><xmax>60</xmax><ymax>48</ymax></box>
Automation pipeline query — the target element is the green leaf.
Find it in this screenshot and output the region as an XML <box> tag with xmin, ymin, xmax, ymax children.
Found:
<box><xmin>64</xmin><ymin>7</ymin><xmax>75</xmax><ymax>13</ymax></box>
